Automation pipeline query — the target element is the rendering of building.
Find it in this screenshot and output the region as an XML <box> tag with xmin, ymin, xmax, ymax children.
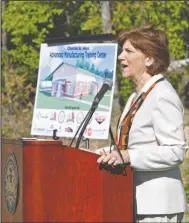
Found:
<box><xmin>40</xmin><ymin>62</ymin><xmax>104</xmax><ymax>98</ymax></box>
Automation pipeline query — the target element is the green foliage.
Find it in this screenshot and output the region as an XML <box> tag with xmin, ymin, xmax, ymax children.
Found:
<box><xmin>117</xmin><ymin>65</ymin><xmax>134</xmax><ymax>108</ymax></box>
<box><xmin>182</xmin><ymin>159</ymin><xmax>189</xmax><ymax>203</ymax></box>
<box><xmin>166</xmin><ymin>66</ymin><xmax>189</xmax><ymax>107</ymax></box>
<box><xmin>79</xmin><ymin>2</ymin><xmax>102</xmax><ymax>34</ymax></box>
<box><xmin>80</xmin><ymin>1</ymin><xmax>189</xmax><ymax>60</ymax></box>
<box><xmin>181</xmin><ymin>159</ymin><xmax>189</xmax><ymax>222</ymax></box>
<box><xmin>2</xmin><ymin>65</ymin><xmax>35</xmax><ymax>138</ymax></box>
<box><xmin>115</xmin><ymin>1</ymin><xmax>189</xmax><ymax>59</ymax></box>
<box><xmin>166</xmin><ymin>71</ymin><xmax>184</xmax><ymax>95</ymax></box>
<box><xmin>2</xmin><ymin>1</ymin><xmax>63</xmax><ymax>84</ymax></box>
<box><xmin>79</xmin><ymin>1</ymin><xmax>189</xmax><ymax>102</ymax></box>
<box><xmin>115</xmin><ymin>0</ymin><xmax>189</xmax><ymax>107</ymax></box>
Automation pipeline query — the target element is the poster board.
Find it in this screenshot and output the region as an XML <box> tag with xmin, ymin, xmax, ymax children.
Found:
<box><xmin>31</xmin><ymin>42</ymin><xmax>118</xmax><ymax>139</ymax></box>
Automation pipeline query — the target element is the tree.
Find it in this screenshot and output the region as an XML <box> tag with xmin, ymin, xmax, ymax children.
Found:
<box><xmin>101</xmin><ymin>1</ymin><xmax>112</xmax><ymax>33</ymax></box>
<box><xmin>79</xmin><ymin>1</ymin><xmax>189</xmax><ymax>105</ymax></box>
<box><xmin>2</xmin><ymin>1</ymin><xmax>63</xmax><ymax>84</ymax></box>
<box><xmin>2</xmin><ymin>65</ymin><xmax>35</xmax><ymax>138</ymax></box>
<box><xmin>1</xmin><ymin>0</ymin><xmax>8</xmax><ymax>67</ymax></box>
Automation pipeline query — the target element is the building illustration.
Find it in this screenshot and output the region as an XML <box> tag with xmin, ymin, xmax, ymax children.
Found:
<box><xmin>40</xmin><ymin>62</ymin><xmax>104</xmax><ymax>99</ymax></box>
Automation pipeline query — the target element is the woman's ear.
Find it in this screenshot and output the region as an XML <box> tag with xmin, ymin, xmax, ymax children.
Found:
<box><xmin>145</xmin><ymin>58</ymin><xmax>154</xmax><ymax>67</ymax></box>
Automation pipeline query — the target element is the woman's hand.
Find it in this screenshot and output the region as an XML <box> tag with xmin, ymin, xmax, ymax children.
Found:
<box><xmin>97</xmin><ymin>149</ymin><xmax>130</xmax><ymax>166</ymax></box>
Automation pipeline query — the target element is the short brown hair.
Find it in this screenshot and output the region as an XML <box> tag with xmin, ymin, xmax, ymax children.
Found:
<box><xmin>118</xmin><ymin>24</ymin><xmax>170</xmax><ymax>75</ymax></box>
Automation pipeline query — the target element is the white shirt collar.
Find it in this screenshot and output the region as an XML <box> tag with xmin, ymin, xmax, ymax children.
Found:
<box><xmin>141</xmin><ymin>73</ymin><xmax>164</xmax><ymax>93</ymax></box>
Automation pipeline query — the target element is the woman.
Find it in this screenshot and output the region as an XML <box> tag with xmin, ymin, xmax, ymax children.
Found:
<box><xmin>97</xmin><ymin>24</ymin><xmax>188</xmax><ymax>222</ymax></box>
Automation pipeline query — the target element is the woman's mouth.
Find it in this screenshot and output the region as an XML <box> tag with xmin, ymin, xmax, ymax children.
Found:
<box><xmin>122</xmin><ymin>64</ymin><xmax>128</xmax><ymax>68</ymax></box>
<box><xmin>121</xmin><ymin>64</ymin><xmax>131</xmax><ymax>76</ymax></box>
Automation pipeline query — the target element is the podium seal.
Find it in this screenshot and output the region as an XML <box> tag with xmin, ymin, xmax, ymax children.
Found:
<box><xmin>4</xmin><ymin>152</ymin><xmax>19</xmax><ymax>215</ymax></box>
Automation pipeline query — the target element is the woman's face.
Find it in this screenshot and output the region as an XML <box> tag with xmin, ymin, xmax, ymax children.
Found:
<box><xmin>118</xmin><ymin>40</ymin><xmax>149</xmax><ymax>79</ymax></box>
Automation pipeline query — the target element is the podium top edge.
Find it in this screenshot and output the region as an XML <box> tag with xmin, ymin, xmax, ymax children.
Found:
<box><xmin>1</xmin><ymin>138</ymin><xmax>63</xmax><ymax>145</ymax></box>
<box><xmin>22</xmin><ymin>139</ymin><xmax>63</xmax><ymax>145</ymax></box>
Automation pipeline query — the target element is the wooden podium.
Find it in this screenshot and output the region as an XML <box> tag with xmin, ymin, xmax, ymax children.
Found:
<box><xmin>2</xmin><ymin>139</ymin><xmax>133</xmax><ymax>222</ymax></box>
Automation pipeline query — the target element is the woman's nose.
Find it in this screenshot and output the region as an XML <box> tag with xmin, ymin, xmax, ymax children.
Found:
<box><xmin>118</xmin><ymin>51</ymin><xmax>124</xmax><ymax>60</ymax></box>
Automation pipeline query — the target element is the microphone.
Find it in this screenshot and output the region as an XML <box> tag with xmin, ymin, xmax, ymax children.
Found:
<box><xmin>73</xmin><ymin>78</ymin><xmax>113</xmax><ymax>148</ymax></box>
<box><xmin>92</xmin><ymin>78</ymin><xmax>113</xmax><ymax>106</ymax></box>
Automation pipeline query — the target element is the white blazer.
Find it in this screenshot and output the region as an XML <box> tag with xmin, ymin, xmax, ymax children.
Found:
<box><xmin>119</xmin><ymin>74</ymin><xmax>188</xmax><ymax>214</ymax></box>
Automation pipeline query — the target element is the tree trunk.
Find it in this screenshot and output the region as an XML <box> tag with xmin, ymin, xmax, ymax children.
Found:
<box><xmin>101</xmin><ymin>1</ymin><xmax>121</xmax><ymax>135</ymax></box>
<box><xmin>101</xmin><ymin>1</ymin><xmax>112</xmax><ymax>33</ymax></box>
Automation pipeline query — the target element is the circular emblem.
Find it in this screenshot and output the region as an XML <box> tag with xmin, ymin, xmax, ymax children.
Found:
<box><xmin>4</xmin><ymin>152</ymin><xmax>19</xmax><ymax>215</ymax></box>
<box><xmin>58</xmin><ymin>111</ymin><xmax>65</xmax><ymax>123</ymax></box>
<box><xmin>76</xmin><ymin>112</ymin><xmax>84</xmax><ymax>124</ymax></box>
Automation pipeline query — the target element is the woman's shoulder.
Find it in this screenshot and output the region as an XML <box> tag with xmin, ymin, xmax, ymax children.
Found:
<box><xmin>151</xmin><ymin>78</ymin><xmax>184</xmax><ymax>110</ymax></box>
<box><xmin>153</xmin><ymin>78</ymin><xmax>179</xmax><ymax>97</ymax></box>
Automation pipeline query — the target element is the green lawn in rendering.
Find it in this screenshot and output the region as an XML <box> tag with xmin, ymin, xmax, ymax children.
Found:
<box><xmin>36</xmin><ymin>91</ymin><xmax>111</xmax><ymax>111</ymax></box>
